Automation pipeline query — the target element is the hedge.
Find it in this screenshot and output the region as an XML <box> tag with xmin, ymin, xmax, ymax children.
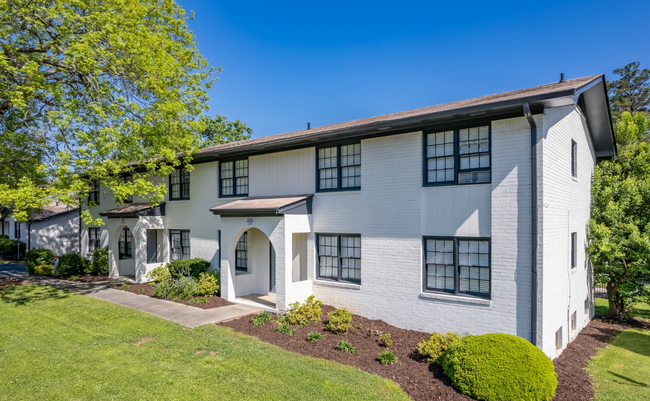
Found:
<box><xmin>25</xmin><ymin>249</ymin><xmax>56</xmax><ymax>275</ymax></box>
<box><xmin>57</xmin><ymin>253</ymin><xmax>90</xmax><ymax>277</ymax></box>
<box><xmin>166</xmin><ymin>258</ymin><xmax>210</xmax><ymax>279</ymax></box>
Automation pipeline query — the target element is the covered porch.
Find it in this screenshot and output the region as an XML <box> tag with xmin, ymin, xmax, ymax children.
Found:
<box><xmin>210</xmin><ymin>195</ymin><xmax>314</xmax><ymax>311</ymax></box>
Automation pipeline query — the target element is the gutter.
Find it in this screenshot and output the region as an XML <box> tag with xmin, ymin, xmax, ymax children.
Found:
<box><xmin>523</xmin><ymin>102</ymin><xmax>539</xmax><ymax>346</ymax></box>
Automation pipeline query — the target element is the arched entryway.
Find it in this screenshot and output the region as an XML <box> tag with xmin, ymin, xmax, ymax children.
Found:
<box><xmin>229</xmin><ymin>227</ymin><xmax>276</xmax><ymax>308</ymax></box>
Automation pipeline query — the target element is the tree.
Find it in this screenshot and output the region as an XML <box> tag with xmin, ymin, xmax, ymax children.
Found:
<box><xmin>608</xmin><ymin>62</ymin><xmax>650</xmax><ymax>119</ymax></box>
<box><xmin>587</xmin><ymin>144</ymin><xmax>650</xmax><ymax>318</ymax></box>
<box><xmin>613</xmin><ymin>111</ymin><xmax>649</xmax><ymax>146</ymax></box>
<box><xmin>0</xmin><ymin>0</ymin><xmax>216</xmax><ymax>223</ymax></box>
<box><xmin>199</xmin><ymin>115</ymin><xmax>253</xmax><ymax>148</ymax></box>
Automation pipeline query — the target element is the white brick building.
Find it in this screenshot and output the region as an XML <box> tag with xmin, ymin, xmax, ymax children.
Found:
<box><xmin>80</xmin><ymin>74</ymin><xmax>615</xmax><ymax>358</ymax></box>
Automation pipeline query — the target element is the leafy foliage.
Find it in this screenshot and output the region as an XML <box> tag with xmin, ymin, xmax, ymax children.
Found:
<box><xmin>0</xmin><ymin>0</ymin><xmax>216</xmax><ymax>223</ymax></box>
<box><xmin>57</xmin><ymin>253</ymin><xmax>90</xmax><ymax>277</ymax></box>
<box><xmin>377</xmin><ymin>351</ymin><xmax>398</xmax><ymax>365</ymax></box>
<box><xmin>335</xmin><ymin>341</ymin><xmax>355</xmax><ymax>354</ymax></box>
<box><xmin>608</xmin><ymin>62</ymin><xmax>650</xmax><ymax>120</ymax></box>
<box><xmin>417</xmin><ymin>332</ymin><xmax>461</xmax><ymax>364</ymax></box>
<box><xmin>442</xmin><ymin>333</ymin><xmax>557</xmax><ymax>401</ymax></box>
<box><xmin>275</xmin><ymin>323</ymin><xmax>296</xmax><ymax>336</ymax></box>
<box><xmin>325</xmin><ymin>308</ymin><xmax>353</xmax><ymax>334</ymax></box>
<box><xmin>25</xmin><ymin>248</ymin><xmax>56</xmax><ymax>275</ymax></box>
<box><xmin>196</xmin><ymin>271</ymin><xmax>220</xmax><ymax>296</ymax></box>
<box><xmin>614</xmin><ymin>111</ymin><xmax>649</xmax><ymax>146</ymax></box>
<box><xmin>33</xmin><ymin>265</ymin><xmax>54</xmax><ymax>276</ymax></box>
<box><xmin>587</xmin><ymin>143</ymin><xmax>650</xmax><ymax>317</ymax></box>
<box><xmin>0</xmin><ymin>238</ymin><xmax>26</xmax><ymax>257</ymax></box>
<box><xmin>166</xmin><ymin>259</ymin><xmax>210</xmax><ymax>279</ymax></box>
<box><xmin>281</xmin><ymin>296</ymin><xmax>322</xmax><ymax>326</ymax></box>
<box><xmin>146</xmin><ymin>265</ymin><xmax>171</xmax><ymax>284</ymax></box>
<box><xmin>152</xmin><ymin>276</ymin><xmax>199</xmax><ymax>300</ymax></box>
<box><xmin>88</xmin><ymin>248</ymin><xmax>109</xmax><ymax>276</ymax></box>
<box><xmin>121</xmin><ymin>284</ymin><xmax>129</xmax><ymax>290</ymax></box>
<box><xmin>251</xmin><ymin>311</ymin><xmax>274</xmax><ymax>327</ymax></box>
<box><xmin>307</xmin><ymin>331</ymin><xmax>323</xmax><ymax>342</ymax></box>
<box><xmin>198</xmin><ymin>115</ymin><xmax>253</xmax><ymax>148</ymax></box>
<box><xmin>379</xmin><ymin>333</ymin><xmax>393</xmax><ymax>348</ymax></box>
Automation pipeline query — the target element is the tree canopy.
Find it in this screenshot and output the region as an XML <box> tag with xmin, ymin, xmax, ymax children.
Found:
<box><xmin>608</xmin><ymin>62</ymin><xmax>650</xmax><ymax>120</ymax></box>
<box><xmin>199</xmin><ymin>115</ymin><xmax>253</xmax><ymax>148</ymax></box>
<box><xmin>0</xmin><ymin>0</ymin><xmax>217</xmax><ymax>223</ymax></box>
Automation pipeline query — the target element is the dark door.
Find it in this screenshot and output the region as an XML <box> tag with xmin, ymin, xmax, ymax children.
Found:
<box><xmin>146</xmin><ymin>229</ymin><xmax>158</xmax><ymax>263</ymax></box>
<box><xmin>269</xmin><ymin>243</ymin><xmax>276</xmax><ymax>292</ymax></box>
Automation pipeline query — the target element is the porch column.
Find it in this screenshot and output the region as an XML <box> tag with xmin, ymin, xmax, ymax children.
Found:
<box><xmin>270</xmin><ymin>219</ymin><xmax>292</xmax><ymax>311</ymax></box>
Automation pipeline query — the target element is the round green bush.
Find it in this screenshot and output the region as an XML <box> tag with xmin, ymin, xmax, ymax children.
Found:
<box><xmin>441</xmin><ymin>333</ymin><xmax>557</xmax><ymax>401</ymax></box>
<box><xmin>25</xmin><ymin>248</ymin><xmax>56</xmax><ymax>275</ymax></box>
<box><xmin>57</xmin><ymin>253</ymin><xmax>90</xmax><ymax>277</ymax></box>
<box><xmin>89</xmin><ymin>248</ymin><xmax>109</xmax><ymax>276</ymax></box>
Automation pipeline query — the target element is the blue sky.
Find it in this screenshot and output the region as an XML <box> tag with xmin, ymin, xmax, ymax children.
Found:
<box><xmin>179</xmin><ymin>0</ymin><xmax>650</xmax><ymax>139</ymax></box>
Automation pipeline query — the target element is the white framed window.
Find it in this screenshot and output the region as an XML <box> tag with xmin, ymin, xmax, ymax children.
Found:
<box><xmin>316</xmin><ymin>234</ymin><xmax>361</xmax><ymax>284</ymax></box>
<box><xmin>317</xmin><ymin>143</ymin><xmax>361</xmax><ymax>191</ymax></box>
<box><xmin>170</xmin><ymin>230</ymin><xmax>190</xmax><ymax>260</ymax></box>
<box><xmin>220</xmin><ymin>159</ymin><xmax>248</xmax><ymax>197</ymax></box>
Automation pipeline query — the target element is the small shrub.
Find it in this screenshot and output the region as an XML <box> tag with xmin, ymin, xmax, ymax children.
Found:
<box><xmin>88</xmin><ymin>248</ymin><xmax>109</xmax><ymax>276</ymax></box>
<box><xmin>107</xmin><ymin>283</ymin><xmax>113</xmax><ymax>288</ymax></box>
<box><xmin>307</xmin><ymin>331</ymin><xmax>323</xmax><ymax>342</ymax></box>
<box><xmin>251</xmin><ymin>311</ymin><xmax>274</xmax><ymax>327</ymax></box>
<box><xmin>275</xmin><ymin>323</ymin><xmax>296</xmax><ymax>336</ymax></box>
<box><xmin>139</xmin><ymin>287</ymin><xmax>145</xmax><ymax>293</ymax></box>
<box><xmin>33</xmin><ymin>265</ymin><xmax>54</xmax><ymax>276</ymax></box>
<box><xmin>417</xmin><ymin>332</ymin><xmax>460</xmax><ymax>364</ymax></box>
<box><xmin>196</xmin><ymin>271</ymin><xmax>220</xmax><ymax>296</ymax></box>
<box><xmin>442</xmin><ymin>333</ymin><xmax>557</xmax><ymax>401</ymax></box>
<box><xmin>152</xmin><ymin>276</ymin><xmax>199</xmax><ymax>300</ymax></box>
<box><xmin>70</xmin><ymin>275</ymin><xmax>79</xmax><ymax>280</ymax></box>
<box><xmin>166</xmin><ymin>258</ymin><xmax>210</xmax><ymax>279</ymax></box>
<box><xmin>325</xmin><ymin>308</ymin><xmax>353</xmax><ymax>334</ymax></box>
<box><xmin>335</xmin><ymin>340</ymin><xmax>355</xmax><ymax>353</ymax></box>
<box><xmin>57</xmin><ymin>253</ymin><xmax>90</xmax><ymax>277</ymax></box>
<box><xmin>377</xmin><ymin>351</ymin><xmax>398</xmax><ymax>365</ymax></box>
<box><xmin>121</xmin><ymin>284</ymin><xmax>129</xmax><ymax>290</ymax></box>
<box><xmin>281</xmin><ymin>296</ymin><xmax>322</xmax><ymax>326</ymax></box>
<box><xmin>379</xmin><ymin>333</ymin><xmax>393</xmax><ymax>348</ymax></box>
<box><xmin>146</xmin><ymin>265</ymin><xmax>171</xmax><ymax>283</ymax></box>
<box><xmin>0</xmin><ymin>234</ymin><xmax>7</xmax><ymax>239</ymax></box>
<box><xmin>0</xmin><ymin>238</ymin><xmax>25</xmax><ymax>257</ymax></box>
<box><xmin>25</xmin><ymin>249</ymin><xmax>56</xmax><ymax>274</ymax></box>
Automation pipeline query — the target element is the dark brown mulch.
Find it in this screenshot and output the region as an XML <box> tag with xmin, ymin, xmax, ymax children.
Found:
<box><xmin>0</xmin><ymin>277</ymin><xmax>27</xmax><ymax>291</ymax></box>
<box><xmin>120</xmin><ymin>283</ymin><xmax>233</xmax><ymax>310</ymax></box>
<box><xmin>58</xmin><ymin>274</ymin><xmax>110</xmax><ymax>283</ymax></box>
<box><xmin>221</xmin><ymin>305</ymin><xmax>471</xmax><ymax>401</ymax></box>
<box><xmin>552</xmin><ymin>315</ymin><xmax>650</xmax><ymax>401</ymax></box>
<box><xmin>221</xmin><ymin>307</ymin><xmax>650</xmax><ymax>401</ymax></box>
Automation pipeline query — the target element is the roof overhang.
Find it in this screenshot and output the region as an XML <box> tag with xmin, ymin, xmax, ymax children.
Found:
<box><xmin>99</xmin><ymin>202</ymin><xmax>166</xmax><ymax>218</ymax></box>
<box><xmin>28</xmin><ymin>207</ymin><xmax>79</xmax><ymax>223</ymax></box>
<box><xmin>209</xmin><ymin>195</ymin><xmax>313</xmax><ymax>217</ymax></box>
<box><xmin>573</xmin><ymin>77</ymin><xmax>617</xmax><ymax>158</ymax></box>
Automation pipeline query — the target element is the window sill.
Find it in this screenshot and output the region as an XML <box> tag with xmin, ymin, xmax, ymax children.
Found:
<box><xmin>168</xmin><ymin>198</ymin><xmax>191</xmax><ymax>202</ymax></box>
<box><xmin>235</xmin><ymin>271</ymin><xmax>251</xmax><ymax>276</ymax></box>
<box><xmin>423</xmin><ymin>182</ymin><xmax>491</xmax><ymax>189</ymax></box>
<box><xmin>315</xmin><ymin>190</ymin><xmax>361</xmax><ymax>197</ymax></box>
<box><xmin>419</xmin><ymin>292</ymin><xmax>491</xmax><ymax>306</ymax></box>
<box><xmin>313</xmin><ymin>280</ymin><xmax>361</xmax><ymax>290</ymax></box>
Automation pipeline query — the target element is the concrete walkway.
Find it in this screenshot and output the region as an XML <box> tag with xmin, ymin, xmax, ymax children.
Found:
<box><xmin>7</xmin><ymin>272</ymin><xmax>260</xmax><ymax>328</ymax></box>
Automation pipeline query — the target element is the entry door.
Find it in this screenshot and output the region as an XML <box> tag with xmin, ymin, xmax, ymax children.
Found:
<box><xmin>146</xmin><ymin>229</ymin><xmax>158</xmax><ymax>263</ymax></box>
<box><xmin>269</xmin><ymin>244</ymin><xmax>276</xmax><ymax>293</ymax></box>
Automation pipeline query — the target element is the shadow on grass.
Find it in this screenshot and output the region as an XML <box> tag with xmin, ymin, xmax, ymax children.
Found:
<box><xmin>0</xmin><ymin>285</ymin><xmax>69</xmax><ymax>306</ymax></box>
<box><xmin>609</xmin><ymin>371</ymin><xmax>649</xmax><ymax>388</ymax></box>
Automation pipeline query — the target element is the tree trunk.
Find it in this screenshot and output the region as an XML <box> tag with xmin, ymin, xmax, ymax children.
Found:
<box><xmin>606</xmin><ymin>282</ymin><xmax>625</xmax><ymax>318</ymax></box>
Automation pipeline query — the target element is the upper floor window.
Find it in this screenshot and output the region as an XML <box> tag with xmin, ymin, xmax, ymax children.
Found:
<box><xmin>170</xmin><ymin>230</ymin><xmax>190</xmax><ymax>261</ymax></box>
<box><xmin>220</xmin><ymin>159</ymin><xmax>248</xmax><ymax>197</ymax></box>
<box><xmin>118</xmin><ymin>228</ymin><xmax>133</xmax><ymax>259</ymax></box>
<box><xmin>88</xmin><ymin>181</ymin><xmax>100</xmax><ymax>205</ymax></box>
<box><xmin>316</xmin><ymin>234</ymin><xmax>361</xmax><ymax>284</ymax></box>
<box><xmin>571</xmin><ymin>232</ymin><xmax>577</xmax><ymax>269</ymax></box>
<box><xmin>235</xmin><ymin>231</ymin><xmax>248</xmax><ymax>274</ymax></box>
<box><xmin>317</xmin><ymin>143</ymin><xmax>361</xmax><ymax>191</ymax></box>
<box><xmin>424</xmin><ymin>237</ymin><xmax>491</xmax><ymax>298</ymax></box>
<box><xmin>170</xmin><ymin>168</ymin><xmax>190</xmax><ymax>200</ymax></box>
<box><xmin>425</xmin><ymin>125</ymin><xmax>490</xmax><ymax>186</ymax></box>
<box><xmin>14</xmin><ymin>222</ymin><xmax>20</xmax><ymax>239</ymax></box>
<box><xmin>571</xmin><ymin>140</ymin><xmax>578</xmax><ymax>178</ymax></box>
<box><xmin>88</xmin><ymin>227</ymin><xmax>100</xmax><ymax>252</ymax></box>
<box><xmin>123</xmin><ymin>175</ymin><xmax>133</xmax><ymax>203</ymax></box>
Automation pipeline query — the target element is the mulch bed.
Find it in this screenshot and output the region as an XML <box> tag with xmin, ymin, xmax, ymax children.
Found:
<box><xmin>120</xmin><ymin>283</ymin><xmax>233</xmax><ymax>310</ymax></box>
<box><xmin>221</xmin><ymin>306</ymin><xmax>650</xmax><ymax>401</ymax></box>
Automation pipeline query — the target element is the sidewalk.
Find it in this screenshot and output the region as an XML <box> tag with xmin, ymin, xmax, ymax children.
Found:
<box><xmin>18</xmin><ymin>275</ymin><xmax>261</xmax><ymax>328</ymax></box>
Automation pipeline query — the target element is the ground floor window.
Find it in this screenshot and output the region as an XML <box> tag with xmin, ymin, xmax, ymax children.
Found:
<box><xmin>170</xmin><ymin>230</ymin><xmax>190</xmax><ymax>261</ymax></box>
<box><xmin>235</xmin><ymin>231</ymin><xmax>248</xmax><ymax>274</ymax></box>
<box><xmin>14</xmin><ymin>222</ymin><xmax>21</xmax><ymax>239</ymax></box>
<box><xmin>119</xmin><ymin>228</ymin><xmax>133</xmax><ymax>259</ymax></box>
<box><xmin>423</xmin><ymin>236</ymin><xmax>490</xmax><ymax>298</ymax></box>
<box><xmin>88</xmin><ymin>227</ymin><xmax>100</xmax><ymax>252</ymax></box>
<box><xmin>316</xmin><ymin>234</ymin><xmax>361</xmax><ymax>284</ymax></box>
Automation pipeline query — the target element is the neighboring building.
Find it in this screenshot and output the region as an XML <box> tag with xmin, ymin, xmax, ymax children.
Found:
<box><xmin>5</xmin><ymin>204</ymin><xmax>80</xmax><ymax>255</ymax></box>
<box><xmin>80</xmin><ymin>74</ymin><xmax>615</xmax><ymax>358</ymax></box>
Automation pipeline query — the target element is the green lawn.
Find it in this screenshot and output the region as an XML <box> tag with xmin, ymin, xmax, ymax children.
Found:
<box><xmin>0</xmin><ymin>285</ymin><xmax>408</xmax><ymax>401</ymax></box>
<box><xmin>595</xmin><ymin>297</ymin><xmax>650</xmax><ymax>321</ymax></box>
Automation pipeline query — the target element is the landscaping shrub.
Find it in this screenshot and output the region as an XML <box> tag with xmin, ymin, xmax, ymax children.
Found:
<box><xmin>0</xmin><ymin>238</ymin><xmax>26</xmax><ymax>257</ymax></box>
<box><xmin>0</xmin><ymin>234</ymin><xmax>7</xmax><ymax>239</ymax></box>
<box><xmin>57</xmin><ymin>253</ymin><xmax>90</xmax><ymax>277</ymax></box>
<box><xmin>377</xmin><ymin>351</ymin><xmax>398</xmax><ymax>365</ymax></box>
<box><xmin>307</xmin><ymin>331</ymin><xmax>323</xmax><ymax>342</ymax></box>
<box><xmin>325</xmin><ymin>308</ymin><xmax>353</xmax><ymax>334</ymax></box>
<box><xmin>275</xmin><ymin>323</ymin><xmax>296</xmax><ymax>336</ymax></box>
<box><xmin>152</xmin><ymin>276</ymin><xmax>199</xmax><ymax>300</ymax></box>
<box><xmin>379</xmin><ymin>333</ymin><xmax>393</xmax><ymax>348</ymax></box>
<box><xmin>166</xmin><ymin>258</ymin><xmax>210</xmax><ymax>279</ymax></box>
<box><xmin>33</xmin><ymin>265</ymin><xmax>54</xmax><ymax>276</ymax></box>
<box><xmin>146</xmin><ymin>265</ymin><xmax>171</xmax><ymax>284</ymax></box>
<box><xmin>335</xmin><ymin>340</ymin><xmax>355</xmax><ymax>353</ymax></box>
<box><xmin>442</xmin><ymin>333</ymin><xmax>557</xmax><ymax>401</ymax></box>
<box><xmin>25</xmin><ymin>248</ymin><xmax>56</xmax><ymax>275</ymax></box>
<box><xmin>196</xmin><ymin>271</ymin><xmax>220</xmax><ymax>296</ymax></box>
<box><xmin>251</xmin><ymin>311</ymin><xmax>274</xmax><ymax>327</ymax></box>
<box><xmin>281</xmin><ymin>295</ymin><xmax>322</xmax><ymax>326</ymax></box>
<box><xmin>88</xmin><ymin>248</ymin><xmax>109</xmax><ymax>276</ymax></box>
<box><xmin>121</xmin><ymin>284</ymin><xmax>129</xmax><ymax>290</ymax></box>
<box><xmin>417</xmin><ymin>331</ymin><xmax>460</xmax><ymax>364</ymax></box>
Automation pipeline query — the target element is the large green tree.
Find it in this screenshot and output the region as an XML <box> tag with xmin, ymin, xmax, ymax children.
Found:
<box><xmin>608</xmin><ymin>62</ymin><xmax>650</xmax><ymax>120</ymax></box>
<box><xmin>0</xmin><ymin>0</ymin><xmax>216</xmax><ymax>223</ymax></box>
<box><xmin>199</xmin><ymin>114</ymin><xmax>253</xmax><ymax>148</ymax></box>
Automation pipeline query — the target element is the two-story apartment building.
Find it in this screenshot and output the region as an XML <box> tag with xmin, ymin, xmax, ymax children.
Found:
<box><xmin>3</xmin><ymin>204</ymin><xmax>79</xmax><ymax>255</ymax></box>
<box><xmin>80</xmin><ymin>74</ymin><xmax>615</xmax><ymax>358</ymax></box>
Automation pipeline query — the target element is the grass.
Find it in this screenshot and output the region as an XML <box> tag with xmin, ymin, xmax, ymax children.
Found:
<box><xmin>588</xmin><ymin>328</ymin><xmax>650</xmax><ymax>400</ymax></box>
<box><xmin>0</xmin><ymin>284</ymin><xmax>408</xmax><ymax>401</ymax></box>
<box><xmin>595</xmin><ymin>298</ymin><xmax>650</xmax><ymax>321</ymax></box>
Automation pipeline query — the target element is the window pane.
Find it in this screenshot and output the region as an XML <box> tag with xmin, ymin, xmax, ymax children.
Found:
<box><xmin>318</xmin><ymin>235</ymin><xmax>338</xmax><ymax>280</ymax></box>
<box><xmin>458</xmin><ymin>126</ymin><xmax>490</xmax><ymax>183</ymax></box>
<box><xmin>427</xmin><ymin>131</ymin><xmax>455</xmax><ymax>183</ymax></box>
<box><xmin>426</xmin><ymin>239</ymin><xmax>455</xmax><ymax>292</ymax></box>
<box><xmin>458</xmin><ymin>239</ymin><xmax>489</xmax><ymax>294</ymax></box>
<box><xmin>236</xmin><ymin>232</ymin><xmax>248</xmax><ymax>272</ymax></box>
<box><xmin>341</xmin><ymin>235</ymin><xmax>361</xmax><ymax>283</ymax></box>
